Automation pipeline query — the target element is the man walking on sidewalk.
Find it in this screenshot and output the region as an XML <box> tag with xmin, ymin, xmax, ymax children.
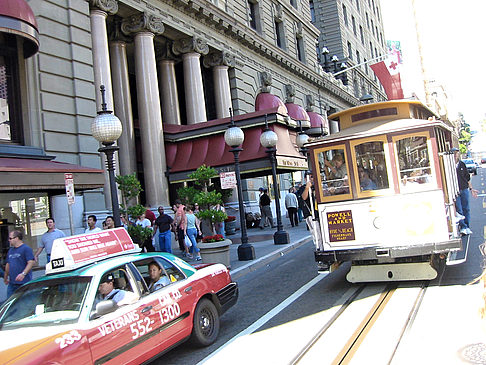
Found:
<box><xmin>4</xmin><ymin>230</ymin><xmax>34</xmax><ymax>298</ymax></box>
<box><xmin>285</xmin><ymin>187</ymin><xmax>299</xmax><ymax>227</ymax></box>
<box><xmin>153</xmin><ymin>206</ymin><xmax>173</xmax><ymax>253</ymax></box>
<box><xmin>35</xmin><ymin>217</ymin><xmax>65</xmax><ymax>263</ymax></box>
<box><xmin>259</xmin><ymin>188</ymin><xmax>275</xmax><ymax>229</ymax></box>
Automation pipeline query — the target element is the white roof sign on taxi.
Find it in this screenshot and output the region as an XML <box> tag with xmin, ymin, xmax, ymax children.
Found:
<box><xmin>46</xmin><ymin>228</ymin><xmax>140</xmax><ymax>274</ymax></box>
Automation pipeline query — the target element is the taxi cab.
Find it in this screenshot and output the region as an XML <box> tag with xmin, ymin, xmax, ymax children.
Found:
<box><xmin>0</xmin><ymin>228</ymin><xmax>238</xmax><ymax>364</ymax></box>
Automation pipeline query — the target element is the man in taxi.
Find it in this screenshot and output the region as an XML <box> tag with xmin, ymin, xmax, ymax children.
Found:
<box><xmin>97</xmin><ymin>274</ymin><xmax>126</xmax><ymax>304</ymax></box>
<box><xmin>148</xmin><ymin>261</ymin><xmax>170</xmax><ymax>293</ymax></box>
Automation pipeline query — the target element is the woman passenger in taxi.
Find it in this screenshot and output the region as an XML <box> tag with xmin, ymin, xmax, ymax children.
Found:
<box><xmin>148</xmin><ymin>261</ymin><xmax>170</xmax><ymax>293</ymax></box>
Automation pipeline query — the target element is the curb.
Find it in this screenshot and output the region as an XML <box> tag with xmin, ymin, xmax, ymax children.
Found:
<box><xmin>229</xmin><ymin>235</ymin><xmax>313</xmax><ymax>280</ymax></box>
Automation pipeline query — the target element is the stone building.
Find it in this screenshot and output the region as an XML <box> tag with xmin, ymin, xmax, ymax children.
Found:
<box><xmin>0</xmin><ymin>0</ymin><xmax>367</xmax><ymax>251</ymax></box>
<box><xmin>312</xmin><ymin>0</ymin><xmax>387</xmax><ymax>100</ymax></box>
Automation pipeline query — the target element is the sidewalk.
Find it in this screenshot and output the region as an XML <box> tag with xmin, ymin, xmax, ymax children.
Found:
<box><xmin>0</xmin><ymin>223</ymin><xmax>312</xmax><ymax>303</ymax></box>
<box><xmin>175</xmin><ymin>223</ymin><xmax>313</xmax><ymax>280</ymax></box>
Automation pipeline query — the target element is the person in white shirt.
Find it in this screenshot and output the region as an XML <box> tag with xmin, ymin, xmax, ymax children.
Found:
<box><xmin>85</xmin><ymin>215</ymin><xmax>102</xmax><ymax>233</ymax></box>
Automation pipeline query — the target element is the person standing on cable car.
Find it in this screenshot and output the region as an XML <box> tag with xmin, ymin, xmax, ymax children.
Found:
<box><xmin>452</xmin><ymin>148</ymin><xmax>477</xmax><ymax>235</ymax></box>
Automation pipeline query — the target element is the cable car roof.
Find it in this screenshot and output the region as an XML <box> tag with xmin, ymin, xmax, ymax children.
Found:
<box><xmin>306</xmin><ymin>117</ymin><xmax>451</xmax><ymax>146</ymax></box>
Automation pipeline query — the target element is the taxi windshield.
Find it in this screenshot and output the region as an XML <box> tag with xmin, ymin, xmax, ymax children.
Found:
<box><xmin>0</xmin><ymin>277</ymin><xmax>91</xmax><ymax>330</ymax></box>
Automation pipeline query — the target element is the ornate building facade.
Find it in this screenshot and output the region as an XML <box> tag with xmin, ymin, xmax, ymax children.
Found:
<box><xmin>1</xmin><ymin>0</ymin><xmax>366</xmax><ymax>251</ymax></box>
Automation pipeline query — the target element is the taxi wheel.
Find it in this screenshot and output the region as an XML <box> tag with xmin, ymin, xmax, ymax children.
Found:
<box><xmin>190</xmin><ymin>298</ymin><xmax>220</xmax><ymax>347</ymax></box>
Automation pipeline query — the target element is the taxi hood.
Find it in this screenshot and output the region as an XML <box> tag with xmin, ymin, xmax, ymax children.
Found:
<box><xmin>0</xmin><ymin>326</ymin><xmax>71</xmax><ymax>363</ymax></box>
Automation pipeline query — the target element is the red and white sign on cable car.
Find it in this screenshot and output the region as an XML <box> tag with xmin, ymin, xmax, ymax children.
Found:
<box><xmin>64</xmin><ymin>173</ymin><xmax>75</xmax><ymax>205</ymax></box>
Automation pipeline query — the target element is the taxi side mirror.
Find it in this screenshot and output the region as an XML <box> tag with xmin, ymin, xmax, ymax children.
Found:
<box><xmin>91</xmin><ymin>300</ymin><xmax>117</xmax><ymax>319</ymax></box>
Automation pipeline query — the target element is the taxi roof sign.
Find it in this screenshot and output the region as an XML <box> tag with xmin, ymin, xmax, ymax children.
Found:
<box><xmin>46</xmin><ymin>228</ymin><xmax>139</xmax><ymax>274</ymax></box>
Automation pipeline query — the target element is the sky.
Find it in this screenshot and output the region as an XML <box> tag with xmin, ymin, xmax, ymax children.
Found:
<box><xmin>380</xmin><ymin>0</ymin><xmax>486</xmax><ymax>130</ymax></box>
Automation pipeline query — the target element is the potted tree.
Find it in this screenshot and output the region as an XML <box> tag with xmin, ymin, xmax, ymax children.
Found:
<box><xmin>178</xmin><ymin>165</ymin><xmax>232</xmax><ymax>268</ymax></box>
<box><xmin>115</xmin><ymin>173</ymin><xmax>153</xmax><ymax>250</ymax></box>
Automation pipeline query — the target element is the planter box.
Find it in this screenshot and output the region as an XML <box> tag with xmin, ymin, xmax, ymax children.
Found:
<box><xmin>199</xmin><ymin>239</ymin><xmax>231</xmax><ymax>269</ymax></box>
<box><xmin>225</xmin><ymin>220</ymin><xmax>237</xmax><ymax>235</ymax></box>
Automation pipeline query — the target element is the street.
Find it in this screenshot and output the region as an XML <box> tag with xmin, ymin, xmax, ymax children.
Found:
<box><xmin>153</xmin><ymin>168</ymin><xmax>486</xmax><ymax>365</ymax></box>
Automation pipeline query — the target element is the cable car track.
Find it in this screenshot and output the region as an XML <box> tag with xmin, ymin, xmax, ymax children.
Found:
<box><xmin>291</xmin><ymin>281</ymin><xmax>429</xmax><ymax>365</ymax></box>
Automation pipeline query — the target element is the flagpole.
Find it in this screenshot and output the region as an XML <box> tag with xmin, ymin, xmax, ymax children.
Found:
<box><xmin>332</xmin><ymin>54</ymin><xmax>387</xmax><ymax>76</ymax></box>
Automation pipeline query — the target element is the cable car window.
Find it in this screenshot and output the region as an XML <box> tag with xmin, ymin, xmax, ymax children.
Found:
<box><xmin>396</xmin><ymin>136</ymin><xmax>433</xmax><ymax>187</ymax></box>
<box><xmin>354</xmin><ymin>141</ymin><xmax>389</xmax><ymax>191</ymax></box>
<box><xmin>317</xmin><ymin>148</ymin><xmax>350</xmax><ymax>196</ymax></box>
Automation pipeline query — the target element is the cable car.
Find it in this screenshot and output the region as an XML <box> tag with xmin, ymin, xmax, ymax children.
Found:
<box><xmin>306</xmin><ymin>100</ymin><xmax>462</xmax><ymax>282</ymax></box>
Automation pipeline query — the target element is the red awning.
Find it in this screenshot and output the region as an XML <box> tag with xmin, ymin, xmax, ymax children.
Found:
<box><xmin>0</xmin><ymin>158</ymin><xmax>104</xmax><ymax>191</ymax></box>
<box><xmin>0</xmin><ymin>0</ymin><xmax>39</xmax><ymax>58</ymax></box>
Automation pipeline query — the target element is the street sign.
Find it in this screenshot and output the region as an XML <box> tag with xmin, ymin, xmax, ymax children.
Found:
<box><xmin>220</xmin><ymin>171</ymin><xmax>237</xmax><ymax>189</ymax></box>
<box><xmin>64</xmin><ymin>173</ymin><xmax>75</xmax><ymax>205</ymax></box>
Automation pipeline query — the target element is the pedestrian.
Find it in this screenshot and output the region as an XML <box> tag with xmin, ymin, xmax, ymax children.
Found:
<box><xmin>135</xmin><ymin>213</ymin><xmax>154</xmax><ymax>252</ymax></box>
<box><xmin>285</xmin><ymin>187</ymin><xmax>299</xmax><ymax>227</ymax></box>
<box><xmin>35</xmin><ymin>217</ymin><xmax>65</xmax><ymax>263</ymax></box>
<box><xmin>186</xmin><ymin>205</ymin><xmax>202</xmax><ymax>261</ymax></box>
<box><xmin>152</xmin><ymin>206</ymin><xmax>174</xmax><ymax>253</ymax></box>
<box><xmin>4</xmin><ymin>230</ymin><xmax>35</xmax><ymax>299</ymax></box>
<box><xmin>213</xmin><ymin>203</ymin><xmax>226</xmax><ymax>238</ymax></box>
<box><xmin>301</xmin><ymin>172</ymin><xmax>324</xmax><ymax>251</ymax></box>
<box><xmin>453</xmin><ymin>148</ymin><xmax>478</xmax><ymax>235</ymax></box>
<box><xmin>259</xmin><ymin>188</ymin><xmax>275</xmax><ymax>229</ymax></box>
<box><xmin>174</xmin><ymin>199</ymin><xmax>189</xmax><ymax>256</ymax></box>
<box><xmin>295</xmin><ymin>182</ymin><xmax>304</xmax><ymax>222</ymax></box>
<box><xmin>144</xmin><ymin>206</ymin><xmax>156</xmax><ymax>227</ymax></box>
<box><xmin>85</xmin><ymin>214</ymin><xmax>102</xmax><ymax>233</ymax></box>
<box><xmin>104</xmin><ymin>216</ymin><xmax>115</xmax><ymax>230</ymax></box>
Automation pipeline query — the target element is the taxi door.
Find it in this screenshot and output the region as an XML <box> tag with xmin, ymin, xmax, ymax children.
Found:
<box><xmin>86</xmin><ymin>265</ymin><xmax>164</xmax><ymax>364</ymax></box>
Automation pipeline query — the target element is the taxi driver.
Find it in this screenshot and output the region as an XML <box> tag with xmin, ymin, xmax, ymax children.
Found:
<box><xmin>97</xmin><ymin>274</ymin><xmax>126</xmax><ymax>304</ymax></box>
<box><xmin>148</xmin><ymin>261</ymin><xmax>170</xmax><ymax>293</ymax></box>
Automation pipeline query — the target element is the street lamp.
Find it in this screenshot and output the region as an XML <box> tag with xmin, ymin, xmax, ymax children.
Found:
<box><xmin>260</xmin><ymin>115</ymin><xmax>289</xmax><ymax>245</ymax></box>
<box><xmin>224</xmin><ymin>108</ymin><xmax>255</xmax><ymax>261</ymax></box>
<box><xmin>321</xmin><ymin>47</ymin><xmax>330</xmax><ymax>72</ymax></box>
<box><xmin>340</xmin><ymin>62</ymin><xmax>348</xmax><ymax>85</ymax></box>
<box><xmin>331</xmin><ymin>55</ymin><xmax>339</xmax><ymax>73</ymax></box>
<box><xmin>91</xmin><ymin>85</ymin><xmax>123</xmax><ymax>227</ymax></box>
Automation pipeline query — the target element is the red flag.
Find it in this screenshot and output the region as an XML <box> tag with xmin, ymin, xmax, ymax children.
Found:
<box><xmin>370</xmin><ymin>58</ymin><xmax>404</xmax><ymax>100</ymax></box>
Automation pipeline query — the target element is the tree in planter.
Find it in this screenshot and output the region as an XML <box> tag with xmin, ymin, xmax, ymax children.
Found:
<box><xmin>115</xmin><ymin>173</ymin><xmax>153</xmax><ymax>248</ymax></box>
<box><xmin>178</xmin><ymin>165</ymin><xmax>228</xmax><ymax>237</ymax></box>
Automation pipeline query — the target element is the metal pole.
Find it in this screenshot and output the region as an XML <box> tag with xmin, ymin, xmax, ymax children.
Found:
<box><xmin>99</xmin><ymin>143</ymin><xmax>121</xmax><ymax>227</ymax></box>
<box><xmin>231</xmin><ymin>147</ymin><xmax>255</xmax><ymax>260</ymax></box>
<box><xmin>267</xmin><ymin>147</ymin><xmax>289</xmax><ymax>245</ymax></box>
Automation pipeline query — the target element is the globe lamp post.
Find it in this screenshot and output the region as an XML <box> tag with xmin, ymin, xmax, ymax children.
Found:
<box><xmin>224</xmin><ymin>109</ymin><xmax>255</xmax><ymax>261</ymax></box>
<box><xmin>91</xmin><ymin>85</ymin><xmax>123</xmax><ymax>227</ymax></box>
<box><xmin>260</xmin><ymin>117</ymin><xmax>289</xmax><ymax>245</ymax></box>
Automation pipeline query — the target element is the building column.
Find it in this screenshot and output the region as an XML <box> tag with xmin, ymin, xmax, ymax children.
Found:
<box><xmin>158</xmin><ymin>58</ymin><xmax>181</xmax><ymax>125</ymax></box>
<box><xmin>122</xmin><ymin>13</ymin><xmax>169</xmax><ymax>206</ymax></box>
<box><xmin>89</xmin><ymin>3</ymin><xmax>116</xmax><ymax>110</ymax></box>
<box><xmin>173</xmin><ymin>37</ymin><xmax>209</xmax><ymax>124</ymax></box>
<box><xmin>203</xmin><ymin>51</ymin><xmax>235</xmax><ymax>119</ymax></box>
<box><xmin>109</xmin><ymin>40</ymin><xmax>137</xmax><ymax>175</ymax></box>
<box><xmin>89</xmin><ymin>1</ymin><xmax>118</xmax><ymax>210</ymax></box>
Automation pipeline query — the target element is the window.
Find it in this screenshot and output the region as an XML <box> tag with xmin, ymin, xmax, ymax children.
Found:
<box><xmin>356</xmin><ymin>0</ymin><xmax>360</xmax><ymax>11</ymax></box>
<box><xmin>370</xmin><ymin>42</ymin><xmax>374</xmax><ymax>58</ymax></box>
<box><xmin>297</xmin><ymin>35</ymin><xmax>305</xmax><ymax>62</ymax></box>
<box><xmin>316</xmin><ymin>147</ymin><xmax>351</xmax><ymax>200</ymax></box>
<box><xmin>309</xmin><ymin>0</ymin><xmax>315</xmax><ymax>22</ymax></box>
<box><xmin>360</xmin><ymin>25</ymin><xmax>364</xmax><ymax>44</ymax></box>
<box><xmin>348</xmin><ymin>41</ymin><xmax>353</xmax><ymax>59</ymax></box>
<box><xmin>352</xmin><ymin>140</ymin><xmax>390</xmax><ymax>193</ymax></box>
<box><xmin>364</xmin><ymin>58</ymin><xmax>367</xmax><ymax>74</ymax></box>
<box><xmin>356</xmin><ymin>50</ymin><xmax>361</xmax><ymax>65</ymax></box>
<box><xmin>366</xmin><ymin>12</ymin><xmax>369</xmax><ymax>28</ymax></box>
<box><xmin>275</xmin><ymin>20</ymin><xmax>285</xmax><ymax>49</ymax></box>
<box><xmin>352</xmin><ymin>16</ymin><xmax>357</xmax><ymax>35</ymax></box>
<box><xmin>131</xmin><ymin>257</ymin><xmax>183</xmax><ymax>294</ymax></box>
<box><xmin>394</xmin><ymin>134</ymin><xmax>435</xmax><ymax>190</ymax></box>
<box><xmin>371</xmin><ymin>19</ymin><xmax>375</xmax><ymax>35</ymax></box>
<box><xmin>248</xmin><ymin>0</ymin><xmax>261</xmax><ymax>31</ymax></box>
<box><xmin>290</xmin><ymin>0</ymin><xmax>297</xmax><ymax>9</ymax></box>
<box><xmin>0</xmin><ymin>34</ymin><xmax>22</xmax><ymax>143</ymax></box>
<box><xmin>343</xmin><ymin>4</ymin><xmax>348</xmax><ymax>26</ymax></box>
<box><xmin>0</xmin><ymin>277</ymin><xmax>90</xmax><ymax>329</ymax></box>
